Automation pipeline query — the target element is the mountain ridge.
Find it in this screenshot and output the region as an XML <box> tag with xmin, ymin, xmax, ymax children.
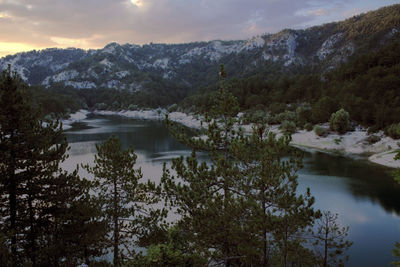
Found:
<box><xmin>1</xmin><ymin>4</ymin><xmax>399</xmax><ymax>92</ymax></box>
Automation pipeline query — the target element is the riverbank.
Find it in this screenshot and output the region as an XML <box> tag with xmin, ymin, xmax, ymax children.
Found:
<box><xmin>291</xmin><ymin>127</ymin><xmax>400</xmax><ymax>168</ymax></box>
<box><xmin>61</xmin><ymin>109</ymin><xmax>90</xmax><ymax>130</ymax></box>
<box><xmin>67</xmin><ymin>109</ymin><xmax>399</xmax><ymax>169</ymax></box>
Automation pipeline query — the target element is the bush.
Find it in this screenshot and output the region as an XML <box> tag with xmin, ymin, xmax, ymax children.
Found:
<box><xmin>385</xmin><ymin>123</ymin><xmax>400</xmax><ymax>139</ymax></box>
<box><xmin>167</xmin><ymin>103</ymin><xmax>178</xmax><ymax>112</ymax></box>
<box><xmin>94</xmin><ymin>102</ymin><xmax>107</xmax><ymax>110</ymax></box>
<box><xmin>314</xmin><ymin>126</ymin><xmax>328</xmax><ymax>137</ymax></box>
<box><xmin>311</xmin><ymin>96</ymin><xmax>338</xmax><ymax>123</ymax></box>
<box><xmin>242</xmin><ymin>110</ymin><xmax>268</xmax><ymax>124</ymax></box>
<box><xmin>281</xmin><ymin>120</ymin><xmax>297</xmax><ymax>135</ymax></box>
<box><xmin>275</xmin><ymin>111</ymin><xmax>296</xmax><ymax>124</ymax></box>
<box><xmin>296</xmin><ymin>106</ymin><xmax>312</xmax><ymax>126</ymax></box>
<box><xmin>329</xmin><ymin>109</ymin><xmax>350</xmax><ymax>134</ymax></box>
<box><xmin>304</xmin><ymin>123</ymin><xmax>313</xmax><ymax>131</ymax></box>
<box><xmin>128</xmin><ymin>104</ymin><xmax>138</xmax><ymax>110</ymax></box>
<box><xmin>111</xmin><ymin>101</ymin><xmax>120</xmax><ymax>110</ymax></box>
<box><xmin>365</xmin><ymin>134</ymin><xmax>381</xmax><ymax>144</ymax></box>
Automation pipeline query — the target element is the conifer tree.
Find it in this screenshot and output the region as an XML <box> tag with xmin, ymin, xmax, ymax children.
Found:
<box><xmin>312</xmin><ymin>211</ymin><xmax>352</xmax><ymax>267</ymax></box>
<box><xmin>163</xmin><ymin>65</ymin><xmax>321</xmax><ymax>266</ymax></box>
<box><xmin>162</xmin><ymin>65</ymin><xmax>248</xmax><ymax>266</ymax></box>
<box><xmin>0</xmin><ymin>67</ymin><xmax>106</xmax><ymax>266</ymax></box>
<box><xmin>84</xmin><ymin>136</ymin><xmax>165</xmax><ymax>266</ymax></box>
<box><xmin>231</xmin><ymin>124</ymin><xmax>318</xmax><ymax>266</ymax></box>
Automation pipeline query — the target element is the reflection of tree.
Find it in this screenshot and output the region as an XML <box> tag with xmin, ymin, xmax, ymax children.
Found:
<box><xmin>303</xmin><ymin>151</ymin><xmax>400</xmax><ymax>215</ymax></box>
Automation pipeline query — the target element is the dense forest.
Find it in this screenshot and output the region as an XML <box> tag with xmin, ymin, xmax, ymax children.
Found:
<box><xmin>28</xmin><ymin>36</ymin><xmax>400</xmax><ymax>140</ymax></box>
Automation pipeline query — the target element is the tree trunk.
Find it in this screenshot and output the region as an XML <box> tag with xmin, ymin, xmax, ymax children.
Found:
<box><xmin>113</xmin><ymin>179</ymin><xmax>119</xmax><ymax>267</ymax></box>
<box><xmin>9</xmin><ymin>158</ymin><xmax>17</xmax><ymax>267</ymax></box>
<box><xmin>28</xmin><ymin>192</ymin><xmax>36</xmax><ymax>267</ymax></box>
<box><xmin>262</xmin><ymin>196</ymin><xmax>268</xmax><ymax>266</ymax></box>
<box><xmin>324</xmin><ymin>228</ymin><xmax>328</xmax><ymax>267</ymax></box>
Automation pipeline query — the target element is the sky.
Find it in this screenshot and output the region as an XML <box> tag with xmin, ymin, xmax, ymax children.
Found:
<box><xmin>0</xmin><ymin>0</ymin><xmax>399</xmax><ymax>57</ymax></box>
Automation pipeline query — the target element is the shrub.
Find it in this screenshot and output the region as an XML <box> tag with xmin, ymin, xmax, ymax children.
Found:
<box><xmin>128</xmin><ymin>104</ymin><xmax>138</xmax><ymax>110</ymax></box>
<box><xmin>95</xmin><ymin>102</ymin><xmax>108</xmax><ymax>110</ymax></box>
<box><xmin>276</xmin><ymin>111</ymin><xmax>296</xmax><ymax>124</ymax></box>
<box><xmin>242</xmin><ymin>110</ymin><xmax>268</xmax><ymax>124</ymax></box>
<box><xmin>167</xmin><ymin>103</ymin><xmax>178</xmax><ymax>112</ymax></box>
<box><xmin>281</xmin><ymin>120</ymin><xmax>297</xmax><ymax>135</ymax></box>
<box><xmin>304</xmin><ymin>123</ymin><xmax>313</xmax><ymax>131</ymax></box>
<box><xmin>329</xmin><ymin>109</ymin><xmax>350</xmax><ymax>134</ymax></box>
<box><xmin>311</xmin><ymin>96</ymin><xmax>338</xmax><ymax>123</ymax></box>
<box><xmin>111</xmin><ymin>101</ymin><xmax>120</xmax><ymax>110</ymax></box>
<box><xmin>296</xmin><ymin>106</ymin><xmax>312</xmax><ymax>126</ymax></box>
<box><xmin>385</xmin><ymin>123</ymin><xmax>400</xmax><ymax>139</ymax></box>
<box><xmin>314</xmin><ymin>126</ymin><xmax>328</xmax><ymax>137</ymax></box>
<box><xmin>365</xmin><ymin>135</ymin><xmax>381</xmax><ymax>144</ymax></box>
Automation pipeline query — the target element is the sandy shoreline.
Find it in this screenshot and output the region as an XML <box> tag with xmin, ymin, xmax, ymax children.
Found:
<box><xmin>61</xmin><ymin>109</ymin><xmax>91</xmax><ymax>130</ymax></box>
<box><xmin>64</xmin><ymin>109</ymin><xmax>400</xmax><ymax>169</ymax></box>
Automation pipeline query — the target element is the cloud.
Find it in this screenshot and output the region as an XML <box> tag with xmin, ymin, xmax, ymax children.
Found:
<box><xmin>0</xmin><ymin>0</ymin><xmax>397</xmax><ymax>56</ymax></box>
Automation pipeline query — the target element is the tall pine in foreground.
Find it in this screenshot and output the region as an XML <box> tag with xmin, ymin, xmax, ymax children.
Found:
<box><xmin>162</xmin><ymin>65</ymin><xmax>249</xmax><ymax>266</ymax></box>
<box><xmin>231</xmin><ymin>124</ymin><xmax>319</xmax><ymax>266</ymax></box>
<box><xmin>162</xmin><ymin>65</ymin><xmax>320</xmax><ymax>266</ymax></box>
<box><xmin>85</xmin><ymin>136</ymin><xmax>166</xmax><ymax>266</ymax></box>
<box><xmin>0</xmin><ymin>67</ymin><xmax>106</xmax><ymax>266</ymax></box>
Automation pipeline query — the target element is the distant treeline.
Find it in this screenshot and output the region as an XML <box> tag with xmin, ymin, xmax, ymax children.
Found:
<box><xmin>182</xmin><ymin>40</ymin><xmax>400</xmax><ymax>131</ymax></box>
<box><xmin>29</xmin><ymin>40</ymin><xmax>400</xmax><ymax>132</ymax></box>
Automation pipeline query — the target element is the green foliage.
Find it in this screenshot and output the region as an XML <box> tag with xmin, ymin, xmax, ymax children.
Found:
<box><xmin>95</xmin><ymin>102</ymin><xmax>108</xmax><ymax>110</ymax></box>
<box><xmin>167</xmin><ymin>103</ymin><xmax>178</xmax><ymax>112</ymax></box>
<box><xmin>132</xmin><ymin>227</ymin><xmax>206</xmax><ymax>267</ymax></box>
<box><xmin>28</xmin><ymin>85</ymin><xmax>86</xmax><ymax>118</ymax></box>
<box><xmin>313</xmin><ymin>211</ymin><xmax>353</xmax><ymax>267</ymax></box>
<box><xmin>0</xmin><ymin>68</ymin><xmax>105</xmax><ymax>266</ymax></box>
<box><xmin>393</xmin><ymin>242</ymin><xmax>400</xmax><ymax>267</ymax></box>
<box><xmin>84</xmin><ymin>136</ymin><xmax>166</xmax><ymax>265</ymax></box>
<box><xmin>386</xmin><ymin>123</ymin><xmax>400</xmax><ymax>139</ymax></box>
<box><xmin>296</xmin><ymin>106</ymin><xmax>312</xmax><ymax>126</ymax></box>
<box><xmin>280</xmin><ymin>120</ymin><xmax>297</xmax><ymax>135</ymax></box>
<box><xmin>329</xmin><ymin>108</ymin><xmax>350</xmax><ymax>134</ymax></box>
<box><xmin>312</xmin><ymin>96</ymin><xmax>338</xmax><ymax>124</ymax></box>
<box><xmin>314</xmin><ymin>125</ymin><xmax>329</xmax><ymax>137</ymax></box>
<box><xmin>163</xmin><ymin>66</ymin><xmax>246</xmax><ymax>265</ymax></box>
<box><xmin>128</xmin><ymin>104</ymin><xmax>138</xmax><ymax>110</ymax></box>
<box><xmin>163</xmin><ymin>66</ymin><xmax>320</xmax><ymax>266</ymax></box>
<box><xmin>304</xmin><ymin>122</ymin><xmax>313</xmax><ymax>131</ymax></box>
<box><xmin>241</xmin><ymin>110</ymin><xmax>268</xmax><ymax>124</ymax></box>
<box><xmin>232</xmin><ymin>125</ymin><xmax>319</xmax><ymax>266</ymax></box>
<box><xmin>365</xmin><ymin>134</ymin><xmax>381</xmax><ymax>144</ymax></box>
<box><xmin>275</xmin><ymin>110</ymin><xmax>296</xmax><ymax>124</ymax></box>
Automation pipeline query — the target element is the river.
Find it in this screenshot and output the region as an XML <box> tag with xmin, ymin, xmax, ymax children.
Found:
<box><xmin>63</xmin><ymin>114</ymin><xmax>400</xmax><ymax>266</ymax></box>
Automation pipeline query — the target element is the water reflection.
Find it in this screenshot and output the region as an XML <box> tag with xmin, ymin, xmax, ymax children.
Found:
<box><xmin>63</xmin><ymin>115</ymin><xmax>400</xmax><ymax>267</ymax></box>
<box><xmin>301</xmin><ymin>151</ymin><xmax>400</xmax><ymax>215</ymax></box>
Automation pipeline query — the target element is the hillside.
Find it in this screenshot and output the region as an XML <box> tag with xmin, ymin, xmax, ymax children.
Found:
<box><xmin>1</xmin><ymin>4</ymin><xmax>399</xmax><ymax>93</ymax></box>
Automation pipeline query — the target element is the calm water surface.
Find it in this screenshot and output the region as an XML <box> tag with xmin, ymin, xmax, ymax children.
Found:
<box><xmin>63</xmin><ymin>115</ymin><xmax>400</xmax><ymax>267</ymax></box>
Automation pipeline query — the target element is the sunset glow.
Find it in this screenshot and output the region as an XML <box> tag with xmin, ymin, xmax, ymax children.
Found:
<box><xmin>130</xmin><ymin>0</ymin><xmax>143</xmax><ymax>7</ymax></box>
<box><xmin>0</xmin><ymin>42</ymin><xmax>42</xmax><ymax>57</ymax></box>
<box><xmin>0</xmin><ymin>0</ymin><xmax>398</xmax><ymax>57</ymax></box>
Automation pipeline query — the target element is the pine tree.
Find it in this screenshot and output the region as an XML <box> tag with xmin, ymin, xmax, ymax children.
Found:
<box><xmin>312</xmin><ymin>211</ymin><xmax>352</xmax><ymax>267</ymax></box>
<box><xmin>84</xmin><ymin>135</ymin><xmax>165</xmax><ymax>266</ymax></box>
<box><xmin>162</xmin><ymin>65</ymin><xmax>248</xmax><ymax>266</ymax></box>
<box><xmin>163</xmin><ymin>65</ymin><xmax>321</xmax><ymax>266</ymax></box>
<box><xmin>0</xmin><ymin>67</ymin><xmax>106</xmax><ymax>266</ymax></box>
<box><xmin>231</xmin><ymin>124</ymin><xmax>318</xmax><ymax>266</ymax></box>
